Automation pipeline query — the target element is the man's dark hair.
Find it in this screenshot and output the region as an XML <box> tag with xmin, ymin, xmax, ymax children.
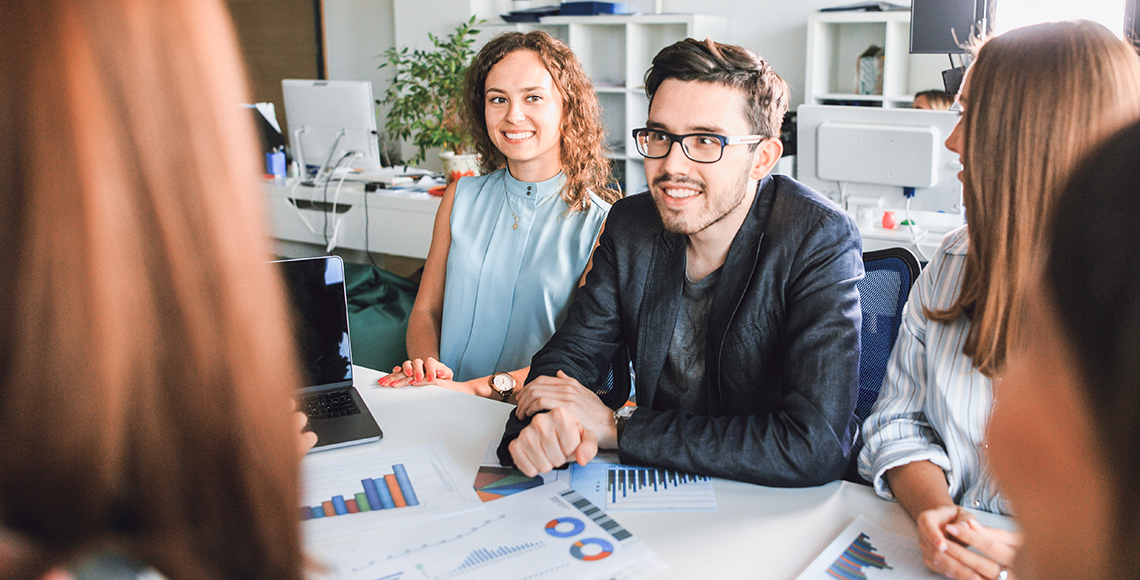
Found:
<box><xmin>644</xmin><ymin>38</ymin><xmax>789</xmax><ymax>139</ymax></box>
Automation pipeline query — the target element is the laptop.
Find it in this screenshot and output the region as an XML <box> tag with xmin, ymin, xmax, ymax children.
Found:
<box><xmin>274</xmin><ymin>256</ymin><xmax>383</xmax><ymax>452</ymax></box>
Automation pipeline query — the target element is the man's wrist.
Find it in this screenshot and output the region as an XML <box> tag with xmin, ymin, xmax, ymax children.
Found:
<box><xmin>613</xmin><ymin>405</ymin><xmax>636</xmax><ymax>447</ymax></box>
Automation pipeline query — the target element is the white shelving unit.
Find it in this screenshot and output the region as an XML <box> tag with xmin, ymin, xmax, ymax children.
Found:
<box><xmin>804</xmin><ymin>11</ymin><xmax>948</xmax><ymax>108</ymax></box>
<box><xmin>512</xmin><ymin>14</ymin><xmax>727</xmax><ymax>194</ymax></box>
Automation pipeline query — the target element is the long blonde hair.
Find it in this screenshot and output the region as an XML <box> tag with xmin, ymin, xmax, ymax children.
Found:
<box><xmin>0</xmin><ymin>0</ymin><xmax>306</xmax><ymax>578</ymax></box>
<box><xmin>928</xmin><ymin>20</ymin><xmax>1140</xmax><ymax>376</ymax></box>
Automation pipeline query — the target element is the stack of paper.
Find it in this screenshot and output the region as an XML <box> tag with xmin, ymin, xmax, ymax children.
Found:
<box><xmin>302</xmin><ymin>443</ymin><xmax>666</xmax><ymax>580</ymax></box>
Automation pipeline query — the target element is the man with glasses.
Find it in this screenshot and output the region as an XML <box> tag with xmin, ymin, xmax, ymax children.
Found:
<box><xmin>499</xmin><ymin>38</ymin><xmax>863</xmax><ymax>486</ymax></box>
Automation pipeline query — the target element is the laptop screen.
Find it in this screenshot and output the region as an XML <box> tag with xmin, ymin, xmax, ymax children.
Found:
<box><xmin>275</xmin><ymin>256</ymin><xmax>353</xmax><ymax>387</ymax></box>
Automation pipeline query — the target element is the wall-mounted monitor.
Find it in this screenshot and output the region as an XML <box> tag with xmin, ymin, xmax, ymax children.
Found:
<box><xmin>282</xmin><ymin>79</ymin><xmax>383</xmax><ymax>179</ymax></box>
<box><xmin>911</xmin><ymin>0</ymin><xmax>986</xmax><ymax>54</ymax></box>
<box><xmin>796</xmin><ymin>104</ymin><xmax>963</xmax><ymax>217</ymax></box>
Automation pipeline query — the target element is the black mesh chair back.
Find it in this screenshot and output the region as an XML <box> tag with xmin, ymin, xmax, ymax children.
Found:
<box><xmin>855</xmin><ymin>247</ymin><xmax>921</xmax><ymax>422</ymax></box>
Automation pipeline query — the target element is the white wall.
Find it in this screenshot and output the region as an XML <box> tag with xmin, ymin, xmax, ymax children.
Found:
<box><xmin>657</xmin><ymin>0</ymin><xmax>847</xmax><ymax>108</ymax></box>
<box><xmin>325</xmin><ymin>0</ymin><xmax>849</xmax><ymax>111</ymax></box>
<box><xmin>324</xmin><ymin>0</ymin><xmax>396</xmax><ymax>89</ymax></box>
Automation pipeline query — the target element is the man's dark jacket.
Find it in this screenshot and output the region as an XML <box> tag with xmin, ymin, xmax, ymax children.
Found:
<box><xmin>499</xmin><ymin>175</ymin><xmax>864</xmax><ymax>487</ymax></box>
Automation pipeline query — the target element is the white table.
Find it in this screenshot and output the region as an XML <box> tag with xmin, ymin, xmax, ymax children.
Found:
<box><xmin>339</xmin><ymin>365</ymin><xmax>1012</xmax><ymax>579</ymax></box>
<box><xmin>266</xmin><ymin>179</ymin><xmax>441</xmax><ymax>259</ymax></box>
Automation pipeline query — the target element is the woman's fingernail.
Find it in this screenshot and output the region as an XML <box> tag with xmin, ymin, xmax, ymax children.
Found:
<box><xmin>945</xmin><ymin>524</ymin><xmax>960</xmax><ymax>536</ymax></box>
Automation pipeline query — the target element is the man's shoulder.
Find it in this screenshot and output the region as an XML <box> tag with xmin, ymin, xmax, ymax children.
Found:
<box><xmin>769</xmin><ymin>175</ymin><xmax>851</xmax><ymax>224</ymax></box>
<box><xmin>605</xmin><ymin>192</ymin><xmax>664</xmax><ymax>235</ymax></box>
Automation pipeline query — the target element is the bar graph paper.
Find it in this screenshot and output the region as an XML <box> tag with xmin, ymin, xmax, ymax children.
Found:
<box><xmin>301</xmin><ymin>442</ymin><xmax>482</xmax><ymax>544</ymax></box>
<box><xmin>571</xmin><ymin>462</ymin><xmax>717</xmax><ymax>512</ymax></box>
<box><xmin>796</xmin><ymin>515</ymin><xmax>942</xmax><ymax>580</ymax></box>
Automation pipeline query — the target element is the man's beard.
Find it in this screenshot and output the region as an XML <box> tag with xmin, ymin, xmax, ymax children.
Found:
<box><xmin>651</xmin><ymin>166</ymin><xmax>751</xmax><ymax>236</ymax></box>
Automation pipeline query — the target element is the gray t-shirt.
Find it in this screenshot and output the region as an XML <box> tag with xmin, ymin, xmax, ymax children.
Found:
<box><xmin>655</xmin><ymin>266</ymin><xmax>721</xmax><ymax>414</ymax></box>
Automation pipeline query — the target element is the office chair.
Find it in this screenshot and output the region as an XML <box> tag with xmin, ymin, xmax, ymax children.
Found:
<box><xmin>845</xmin><ymin>247</ymin><xmax>921</xmax><ymax>484</ymax></box>
<box><xmin>855</xmin><ymin>247</ymin><xmax>922</xmax><ymax>423</ymax></box>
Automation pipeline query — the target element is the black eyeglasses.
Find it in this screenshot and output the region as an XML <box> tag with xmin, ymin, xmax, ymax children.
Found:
<box><xmin>632</xmin><ymin>128</ymin><xmax>766</xmax><ymax>163</ymax></box>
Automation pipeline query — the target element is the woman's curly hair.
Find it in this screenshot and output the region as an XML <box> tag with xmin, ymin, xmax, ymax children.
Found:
<box><xmin>462</xmin><ymin>31</ymin><xmax>619</xmax><ymax>211</ymax></box>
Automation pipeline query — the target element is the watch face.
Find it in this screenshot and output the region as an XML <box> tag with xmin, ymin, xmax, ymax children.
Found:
<box><xmin>492</xmin><ymin>373</ymin><xmax>515</xmax><ymax>393</ymax></box>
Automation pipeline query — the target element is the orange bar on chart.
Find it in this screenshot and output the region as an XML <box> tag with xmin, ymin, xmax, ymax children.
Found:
<box><xmin>384</xmin><ymin>474</ymin><xmax>407</xmax><ymax>507</ymax></box>
<box><xmin>321</xmin><ymin>500</ymin><xmax>336</xmax><ymax>517</ymax></box>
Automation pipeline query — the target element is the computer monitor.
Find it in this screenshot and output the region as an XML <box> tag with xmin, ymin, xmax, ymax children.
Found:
<box><xmin>282</xmin><ymin>79</ymin><xmax>383</xmax><ymax>180</ymax></box>
<box><xmin>910</xmin><ymin>0</ymin><xmax>986</xmax><ymax>54</ymax></box>
<box><xmin>796</xmin><ymin>104</ymin><xmax>964</xmax><ymax>220</ymax></box>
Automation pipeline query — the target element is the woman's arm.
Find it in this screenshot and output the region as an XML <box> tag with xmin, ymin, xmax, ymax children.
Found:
<box><xmin>886</xmin><ymin>459</ymin><xmax>1020</xmax><ymax>580</ymax></box>
<box><xmin>379</xmin><ymin>179</ymin><xmax>457</xmax><ymax>387</ymax></box>
<box><xmin>428</xmin><ymin>216</ymin><xmax>606</xmax><ymax>398</ymax></box>
<box><xmin>577</xmin><ymin>219</ymin><xmax>605</xmax><ymax>287</ymax></box>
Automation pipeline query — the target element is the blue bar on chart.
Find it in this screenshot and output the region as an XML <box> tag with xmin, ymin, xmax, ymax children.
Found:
<box><xmin>300</xmin><ymin>463</ymin><xmax>420</xmax><ymax>520</ymax></box>
<box><xmin>442</xmin><ymin>542</ymin><xmax>543</xmax><ymax>576</ymax></box>
<box><xmin>607</xmin><ymin>465</ymin><xmax>711</xmax><ymax>502</ymax></box>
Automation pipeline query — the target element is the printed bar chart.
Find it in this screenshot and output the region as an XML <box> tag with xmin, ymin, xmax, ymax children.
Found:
<box><xmin>569</xmin><ymin>462</ymin><xmax>717</xmax><ymax>512</ymax></box>
<box><xmin>795</xmin><ymin>516</ymin><xmax>932</xmax><ymax>580</ymax></box>
<box><xmin>436</xmin><ymin>542</ymin><xmax>544</xmax><ymax>579</ymax></box>
<box><xmin>607</xmin><ymin>466</ymin><xmax>711</xmax><ymax>501</ymax></box>
<box><xmin>826</xmin><ymin>533</ymin><xmax>891</xmax><ymax>580</ymax></box>
<box><xmin>302</xmin><ymin>463</ymin><xmax>420</xmax><ymax>520</ymax></box>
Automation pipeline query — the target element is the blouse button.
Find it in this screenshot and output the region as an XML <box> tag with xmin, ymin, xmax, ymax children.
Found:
<box><xmin>974</xmin><ymin>500</ymin><xmax>981</xmax><ymax>507</ymax></box>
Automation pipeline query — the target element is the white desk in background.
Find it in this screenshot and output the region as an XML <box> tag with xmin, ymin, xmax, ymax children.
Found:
<box><xmin>325</xmin><ymin>365</ymin><xmax>1013</xmax><ymax>579</ymax></box>
<box><xmin>265</xmin><ymin>178</ymin><xmax>441</xmax><ymax>260</ymax></box>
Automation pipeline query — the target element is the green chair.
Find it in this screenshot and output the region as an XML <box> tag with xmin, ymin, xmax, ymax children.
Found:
<box><xmin>342</xmin><ymin>262</ymin><xmax>419</xmax><ymax>373</ymax></box>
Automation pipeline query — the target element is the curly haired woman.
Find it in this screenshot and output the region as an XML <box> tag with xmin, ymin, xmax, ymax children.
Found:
<box><xmin>379</xmin><ymin>31</ymin><xmax>620</xmax><ymax>402</ymax></box>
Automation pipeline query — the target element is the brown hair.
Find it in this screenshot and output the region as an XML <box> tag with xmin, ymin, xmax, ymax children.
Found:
<box><xmin>644</xmin><ymin>38</ymin><xmax>789</xmax><ymax>140</ymax></box>
<box><xmin>0</xmin><ymin>0</ymin><xmax>306</xmax><ymax>578</ymax></box>
<box><xmin>927</xmin><ymin>20</ymin><xmax>1140</xmax><ymax>376</ymax></box>
<box><xmin>913</xmin><ymin>89</ymin><xmax>954</xmax><ymax>110</ymax></box>
<box><xmin>1044</xmin><ymin>119</ymin><xmax>1140</xmax><ymax>578</ymax></box>
<box><xmin>462</xmin><ymin>31</ymin><xmax>619</xmax><ymax>211</ymax></box>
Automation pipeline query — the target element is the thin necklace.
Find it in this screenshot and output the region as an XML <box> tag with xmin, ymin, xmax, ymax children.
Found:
<box><xmin>504</xmin><ymin>188</ymin><xmax>559</xmax><ymax>230</ymax></box>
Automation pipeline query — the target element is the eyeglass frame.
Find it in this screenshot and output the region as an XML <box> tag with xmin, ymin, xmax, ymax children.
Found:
<box><xmin>631</xmin><ymin>127</ymin><xmax>768</xmax><ymax>164</ymax></box>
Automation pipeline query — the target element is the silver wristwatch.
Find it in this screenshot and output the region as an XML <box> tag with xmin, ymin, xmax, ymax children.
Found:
<box><xmin>490</xmin><ymin>372</ymin><xmax>516</xmax><ymax>402</ymax></box>
<box><xmin>613</xmin><ymin>405</ymin><xmax>637</xmax><ymax>442</ymax></box>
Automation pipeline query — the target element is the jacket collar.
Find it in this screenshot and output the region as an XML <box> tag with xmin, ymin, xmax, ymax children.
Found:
<box><xmin>636</xmin><ymin>176</ymin><xmax>777</xmax><ymax>410</ymax></box>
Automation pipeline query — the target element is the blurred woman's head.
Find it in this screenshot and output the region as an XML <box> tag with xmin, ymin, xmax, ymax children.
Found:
<box><xmin>463</xmin><ymin>31</ymin><xmax>619</xmax><ymax>211</ymax></box>
<box><xmin>0</xmin><ymin>0</ymin><xmax>305</xmax><ymax>578</ymax></box>
<box><xmin>912</xmin><ymin>89</ymin><xmax>953</xmax><ymax>110</ymax></box>
<box><xmin>930</xmin><ymin>20</ymin><xmax>1140</xmax><ymax>376</ymax></box>
<box><xmin>991</xmin><ymin>119</ymin><xmax>1140</xmax><ymax>580</ymax></box>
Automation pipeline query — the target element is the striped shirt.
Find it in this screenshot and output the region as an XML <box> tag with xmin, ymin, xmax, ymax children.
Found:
<box><xmin>857</xmin><ymin>226</ymin><xmax>1011</xmax><ymax>515</ymax></box>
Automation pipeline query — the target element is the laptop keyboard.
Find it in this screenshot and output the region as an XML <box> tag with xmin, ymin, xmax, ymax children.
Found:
<box><xmin>300</xmin><ymin>390</ymin><xmax>362</xmax><ymax>420</ymax></box>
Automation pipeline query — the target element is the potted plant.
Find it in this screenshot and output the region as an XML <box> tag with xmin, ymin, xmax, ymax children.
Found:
<box><xmin>378</xmin><ymin>16</ymin><xmax>482</xmax><ymax>182</ymax></box>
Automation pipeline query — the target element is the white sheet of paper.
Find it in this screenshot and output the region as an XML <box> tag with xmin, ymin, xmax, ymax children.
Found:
<box><xmin>309</xmin><ymin>481</ymin><xmax>667</xmax><ymax>580</ymax></box>
<box><xmin>795</xmin><ymin>515</ymin><xmax>942</xmax><ymax>579</ymax></box>
<box><xmin>302</xmin><ymin>442</ymin><xmax>484</xmax><ymax>544</ymax></box>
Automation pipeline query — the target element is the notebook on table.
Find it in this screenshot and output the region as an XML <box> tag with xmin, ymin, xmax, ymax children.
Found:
<box><xmin>274</xmin><ymin>255</ymin><xmax>383</xmax><ymax>452</ymax></box>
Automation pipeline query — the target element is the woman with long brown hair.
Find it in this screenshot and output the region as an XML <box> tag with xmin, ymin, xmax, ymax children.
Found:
<box><xmin>0</xmin><ymin>0</ymin><xmax>312</xmax><ymax>577</ymax></box>
<box><xmin>857</xmin><ymin>20</ymin><xmax>1140</xmax><ymax>580</ymax></box>
<box><xmin>379</xmin><ymin>31</ymin><xmax>619</xmax><ymax>402</ymax></box>
<box><xmin>989</xmin><ymin>118</ymin><xmax>1140</xmax><ymax>580</ymax></box>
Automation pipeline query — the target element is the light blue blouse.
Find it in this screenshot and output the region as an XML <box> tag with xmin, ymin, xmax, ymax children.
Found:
<box><xmin>440</xmin><ymin>168</ymin><xmax>610</xmax><ymax>382</ymax></box>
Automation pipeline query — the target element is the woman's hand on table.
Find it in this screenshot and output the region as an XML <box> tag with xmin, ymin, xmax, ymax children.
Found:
<box><xmin>377</xmin><ymin>357</ymin><xmax>453</xmax><ymax>387</ymax></box>
<box><xmin>940</xmin><ymin>517</ymin><xmax>1022</xmax><ymax>580</ymax></box>
<box><xmin>917</xmin><ymin>505</ymin><xmax>1021</xmax><ymax>580</ymax></box>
